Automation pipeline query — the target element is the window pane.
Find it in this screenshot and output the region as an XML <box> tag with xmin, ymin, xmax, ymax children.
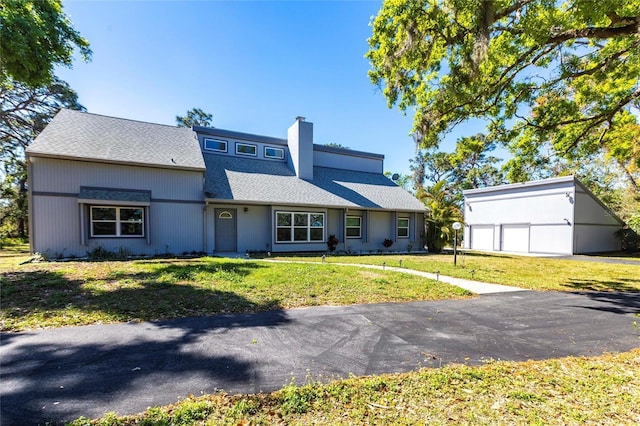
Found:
<box><xmin>121</xmin><ymin>223</ymin><xmax>143</xmax><ymax>236</ymax></box>
<box><xmin>294</xmin><ymin>228</ymin><xmax>308</xmax><ymax>241</ymax></box>
<box><xmin>398</xmin><ymin>228</ymin><xmax>409</xmax><ymax>237</ymax></box>
<box><xmin>398</xmin><ymin>218</ymin><xmax>409</xmax><ymax>228</ymax></box>
<box><xmin>310</xmin><ymin>228</ymin><xmax>323</xmax><ymax>241</ymax></box>
<box><xmin>236</xmin><ymin>143</ymin><xmax>257</xmax><ymax>155</ymax></box>
<box><xmin>294</xmin><ymin>214</ymin><xmax>308</xmax><ymax>226</ymax></box>
<box><xmin>204</xmin><ymin>138</ymin><xmax>227</xmax><ymax>152</ymax></box>
<box><xmin>277</xmin><ymin>213</ymin><xmax>291</xmax><ymax>226</ymax></box>
<box><xmin>120</xmin><ymin>208</ymin><xmax>143</xmax><ymax>222</ymax></box>
<box><xmin>346</xmin><ymin>228</ymin><xmax>360</xmax><ymax>237</ymax></box>
<box><xmin>276</xmin><ymin>228</ymin><xmax>291</xmax><ymax>242</ymax></box>
<box><xmin>346</xmin><ymin>217</ymin><xmax>360</xmax><ymax>227</ymax></box>
<box><xmin>265</xmin><ymin>147</ymin><xmax>284</xmax><ymax>159</ymax></box>
<box><xmin>310</xmin><ymin>214</ymin><xmax>323</xmax><ymax>227</ymax></box>
<box><xmin>93</xmin><ymin>222</ymin><xmax>116</xmax><ymax>235</ymax></box>
<box><xmin>92</xmin><ymin>208</ymin><xmax>116</xmax><ymax>221</ymax></box>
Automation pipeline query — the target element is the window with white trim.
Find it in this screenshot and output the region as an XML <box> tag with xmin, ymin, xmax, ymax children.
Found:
<box><xmin>236</xmin><ymin>143</ymin><xmax>257</xmax><ymax>156</ymax></box>
<box><xmin>90</xmin><ymin>206</ymin><xmax>144</xmax><ymax>237</ymax></box>
<box><xmin>397</xmin><ymin>217</ymin><xmax>409</xmax><ymax>238</ymax></box>
<box><xmin>204</xmin><ymin>138</ymin><xmax>227</xmax><ymax>152</ymax></box>
<box><xmin>276</xmin><ymin>212</ymin><xmax>324</xmax><ymax>243</ymax></box>
<box><xmin>346</xmin><ymin>216</ymin><xmax>361</xmax><ymax>238</ymax></box>
<box><xmin>264</xmin><ymin>146</ymin><xmax>285</xmax><ymax>159</ymax></box>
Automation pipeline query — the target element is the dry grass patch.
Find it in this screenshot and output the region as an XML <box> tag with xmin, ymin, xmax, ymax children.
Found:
<box><xmin>71</xmin><ymin>349</ymin><xmax>640</xmax><ymax>425</ymax></box>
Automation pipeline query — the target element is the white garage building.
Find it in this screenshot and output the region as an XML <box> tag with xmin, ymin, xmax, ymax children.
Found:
<box><xmin>462</xmin><ymin>176</ymin><xmax>624</xmax><ymax>255</ymax></box>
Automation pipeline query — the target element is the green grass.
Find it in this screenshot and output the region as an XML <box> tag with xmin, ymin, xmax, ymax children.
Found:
<box><xmin>273</xmin><ymin>252</ymin><xmax>640</xmax><ymax>292</ymax></box>
<box><xmin>70</xmin><ymin>349</ymin><xmax>640</xmax><ymax>425</ymax></box>
<box><xmin>0</xmin><ymin>256</ymin><xmax>469</xmax><ymax>331</ymax></box>
<box><xmin>0</xmin><ymin>239</ymin><xmax>29</xmax><ymax>258</ymax></box>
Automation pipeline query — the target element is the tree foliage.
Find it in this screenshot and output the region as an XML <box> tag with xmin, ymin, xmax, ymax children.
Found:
<box><xmin>0</xmin><ymin>0</ymin><xmax>91</xmax><ymax>87</ymax></box>
<box><xmin>0</xmin><ymin>78</ymin><xmax>84</xmax><ymax>237</ymax></box>
<box><xmin>412</xmin><ymin>133</ymin><xmax>504</xmax><ymax>201</ymax></box>
<box><xmin>367</xmin><ymin>0</ymin><xmax>640</xmax><ymax>185</ymax></box>
<box><xmin>323</xmin><ymin>143</ymin><xmax>351</xmax><ymax>149</ymax></box>
<box><xmin>176</xmin><ymin>108</ymin><xmax>213</xmax><ymax>128</ymax></box>
<box><xmin>417</xmin><ymin>180</ymin><xmax>463</xmax><ymax>253</ymax></box>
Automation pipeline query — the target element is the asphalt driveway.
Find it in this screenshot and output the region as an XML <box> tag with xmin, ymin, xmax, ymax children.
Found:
<box><xmin>2</xmin><ymin>290</ymin><xmax>639</xmax><ymax>425</ymax></box>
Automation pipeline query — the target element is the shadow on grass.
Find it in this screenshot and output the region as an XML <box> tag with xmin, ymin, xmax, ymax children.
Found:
<box><xmin>1</xmin><ymin>261</ymin><xmax>282</xmax><ymax>331</ymax></box>
<box><xmin>564</xmin><ymin>277</ymin><xmax>640</xmax><ymax>293</ymax></box>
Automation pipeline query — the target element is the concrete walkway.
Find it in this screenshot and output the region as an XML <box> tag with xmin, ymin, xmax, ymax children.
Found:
<box><xmin>261</xmin><ymin>259</ymin><xmax>526</xmax><ymax>294</ymax></box>
<box><xmin>2</xmin><ymin>291</ymin><xmax>639</xmax><ymax>425</ymax></box>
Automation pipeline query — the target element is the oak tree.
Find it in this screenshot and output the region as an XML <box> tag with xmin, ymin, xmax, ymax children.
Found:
<box><xmin>367</xmin><ymin>0</ymin><xmax>639</xmax><ymax>185</ymax></box>
<box><xmin>0</xmin><ymin>0</ymin><xmax>91</xmax><ymax>86</ymax></box>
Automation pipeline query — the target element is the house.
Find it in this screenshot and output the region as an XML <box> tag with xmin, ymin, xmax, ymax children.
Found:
<box><xmin>26</xmin><ymin>110</ymin><xmax>426</xmax><ymax>257</ymax></box>
<box><xmin>462</xmin><ymin>176</ymin><xmax>624</xmax><ymax>255</ymax></box>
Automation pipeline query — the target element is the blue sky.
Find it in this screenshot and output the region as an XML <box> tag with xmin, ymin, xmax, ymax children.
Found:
<box><xmin>56</xmin><ymin>0</ymin><xmax>473</xmax><ymax>176</ymax></box>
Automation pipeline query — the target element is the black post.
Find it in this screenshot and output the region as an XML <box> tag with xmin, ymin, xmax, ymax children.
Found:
<box><xmin>453</xmin><ymin>229</ymin><xmax>458</xmax><ymax>266</ymax></box>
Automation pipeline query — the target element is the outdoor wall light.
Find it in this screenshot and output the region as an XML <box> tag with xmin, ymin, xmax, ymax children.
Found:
<box><xmin>452</xmin><ymin>222</ymin><xmax>462</xmax><ymax>266</ymax></box>
<box><xmin>244</xmin><ymin>207</ymin><xmax>249</xmax><ymax>213</ymax></box>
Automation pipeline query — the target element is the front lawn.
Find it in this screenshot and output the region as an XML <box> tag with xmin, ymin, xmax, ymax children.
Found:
<box><xmin>274</xmin><ymin>252</ymin><xmax>640</xmax><ymax>292</ymax></box>
<box><xmin>71</xmin><ymin>349</ymin><xmax>640</xmax><ymax>425</ymax></box>
<box><xmin>0</xmin><ymin>256</ymin><xmax>469</xmax><ymax>331</ymax></box>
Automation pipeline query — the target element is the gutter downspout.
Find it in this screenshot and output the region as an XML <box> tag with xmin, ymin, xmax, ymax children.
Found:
<box><xmin>27</xmin><ymin>157</ymin><xmax>34</xmax><ymax>253</ymax></box>
<box><xmin>203</xmin><ymin>201</ymin><xmax>208</xmax><ymax>254</ymax></box>
<box><xmin>343</xmin><ymin>208</ymin><xmax>348</xmax><ymax>252</ymax></box>
<box><xmin>571</xmin><ymin>182</ymin><xmax>577</xmax><ymax>255</ymax></box>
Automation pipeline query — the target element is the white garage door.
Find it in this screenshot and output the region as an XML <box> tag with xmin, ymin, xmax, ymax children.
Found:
<box><xmin>501</xmin><ymin>225</ymin><xmax>530</xmax><ymax>253</ymax></box>
<box><xmin>470</xmin><ymin>225</ymin><xmax>494</xmax><ymax>251</ymax></box>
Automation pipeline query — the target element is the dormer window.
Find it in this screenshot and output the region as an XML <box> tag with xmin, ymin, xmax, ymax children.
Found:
<box><xmin>236</xmin><ymin>143</ymin><xmax>257</xmax><ymax>156</ymax></box>
<box><xmin>264</xmin><ymin>146</ymin><xmax>285</xmax><ymax>160</ymax></box>
<box><xmin>204</xmin><ymin>138</ymin><xmax>227</xmax><ymax>152</ymax></box>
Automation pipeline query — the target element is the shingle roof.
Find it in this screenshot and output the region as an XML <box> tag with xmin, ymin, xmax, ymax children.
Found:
<box><xmin>204</xmin><ymin>154</ymin><xmax>426</xmax><ymax>211</ymax></box>
<box><xmin>78</xmin><ymin>187</ymin><xmax>151</xmax><ymax>203</ymax></box>
<box><xmin>27</xmin><ymin>109</ymin><xmax>205</xmax><ymax>171</ymax></box>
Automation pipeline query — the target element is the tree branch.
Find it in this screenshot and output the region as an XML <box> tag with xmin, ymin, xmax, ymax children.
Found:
<box><xmin>548</xmin><ymin>20</ymin><xmax>639</xmax><ymax>43</ymax></box>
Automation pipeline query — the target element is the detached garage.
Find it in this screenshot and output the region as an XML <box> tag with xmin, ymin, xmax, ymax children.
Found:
<box><xmin>463</xmin><ymin>176</ymin><xmax>624</xmax><ymax>255</ymax></box>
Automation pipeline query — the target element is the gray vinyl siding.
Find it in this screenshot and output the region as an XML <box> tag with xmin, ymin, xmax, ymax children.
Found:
<box><xmin>30</xmin><ymin>157</ymin><xmax>205</xmax><ymax>257</ymax></box>
<box><xmin>237</xmin><ymin>205</ymin><xmax>271</xmax><ymax>253</ymax></box>
<box><xmin>30</xmin><ymin>157</ymin><xmax>203</xmax><ymax>200</ymax></box>
<box><xmin>31</xmin><ymin>195</ymin><xmax>82</xmax><ymax>258</ymax></box>
<box><xmin>327</xmin><ymin>209</ymin><xmax>344</xmax><ymax>244</ymax></box>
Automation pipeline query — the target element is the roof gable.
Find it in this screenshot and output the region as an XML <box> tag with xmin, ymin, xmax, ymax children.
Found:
<box><xmin>27</xmin><ymin>109</ymin><xmax>205</xmax><ymax>171</ymax></box>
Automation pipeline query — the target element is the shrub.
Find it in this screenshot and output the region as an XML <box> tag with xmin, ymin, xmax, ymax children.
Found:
<box><xmin>327</xmin><ymin>235</ymin><xmax>339</xmax><ymax>252</ymax></box>
<box><xmin>616</xmin><ymin>227</ymin><xmax>640</xmax><ymax>253</ymax></box>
